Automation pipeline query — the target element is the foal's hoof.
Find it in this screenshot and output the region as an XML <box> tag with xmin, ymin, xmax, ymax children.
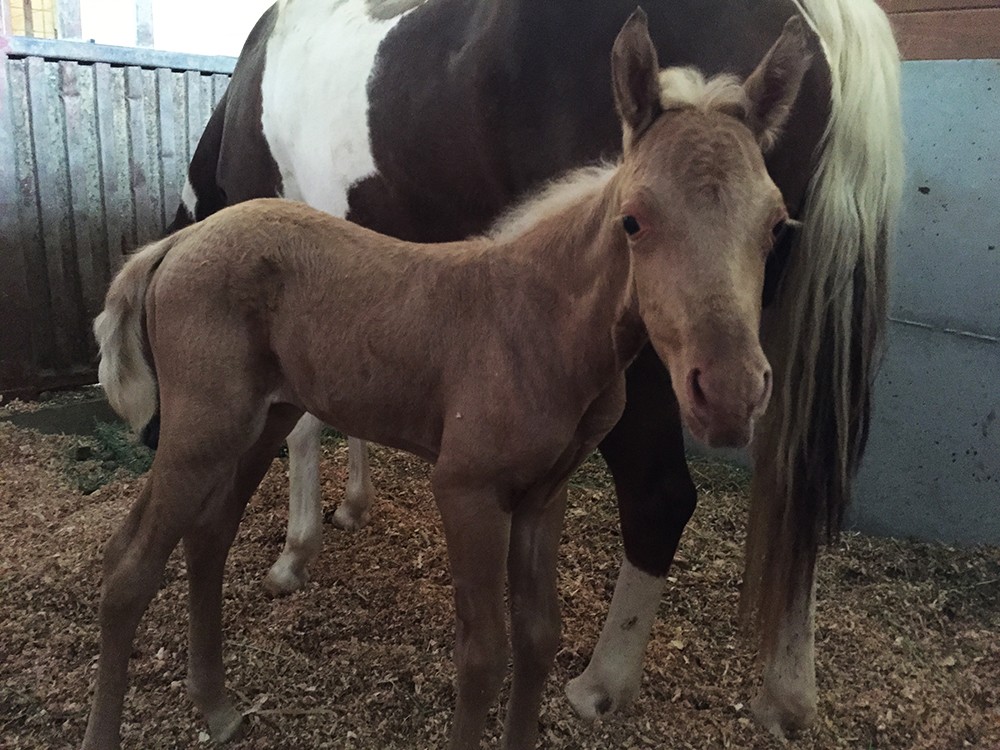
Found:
<box><xmin>332</xmin><ymin>503</ymin><xmax>371</xmax><ymax>532</ymax></box>
<box><xmin>263</xmin><ymin>562</ymin><xmax>309</xmax><ymax>597</ymax></box>
<box><xmin>206</xmin><ymin>703</ymin><xmax>245</xmax><ymax>744</ymax></box>
<box><xmin>750</xmin><ymin>686</ymin><xmax>817</xmax><ymax>739</ymax></box>
<box><xmin>565</xmin><ymin>670</ymin><xmax>638</xmax><ymax>721</ymax></box>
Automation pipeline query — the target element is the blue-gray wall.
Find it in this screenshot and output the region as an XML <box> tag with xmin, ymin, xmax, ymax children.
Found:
<box><xmin>851</xmin><ymin>60</ymin><xmax>1000</xmax><ymax>544</ymax></box>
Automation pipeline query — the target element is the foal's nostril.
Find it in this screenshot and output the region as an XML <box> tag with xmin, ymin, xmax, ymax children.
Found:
<box><xmin>688</xmin><ymin>369</ymin><xmax>708</xmax><ymax>410</ymax></box>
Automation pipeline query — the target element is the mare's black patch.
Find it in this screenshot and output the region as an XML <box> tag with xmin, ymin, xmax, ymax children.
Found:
<box><xmin>140</xmin><ymin>412</ymin><xmax>160</xmax><ymax>450</ymax></box>
<box><xmin>762</xmin><ymin>220</ymin><xmax>797</xmax><ymax>307</ymax></box>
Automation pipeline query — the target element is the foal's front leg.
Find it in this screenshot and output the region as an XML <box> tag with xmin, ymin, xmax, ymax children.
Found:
<box><xmin>335</xmin><ymin>436</ymin><xmax>375</xmax><ymax>531</ymax></box>
<box><xmin>503</xmin><ymin>485</ymin><xmax>567</xmax><ymax>749</ymax></box>
<box><xmin>432</xmin><ymin>468</ymin><xmax>512</xmax><ymax>750</ymax></box>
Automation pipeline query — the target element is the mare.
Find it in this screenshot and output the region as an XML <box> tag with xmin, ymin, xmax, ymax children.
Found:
<box><xmin>85</xmin><ymin>14</ymin><xmax>810</xmax><ymax>749</ymax></box>
<box><xmin>168</xmin><ymin>0</ymin><xmax>904</xmax><ymax>736</ymax></box>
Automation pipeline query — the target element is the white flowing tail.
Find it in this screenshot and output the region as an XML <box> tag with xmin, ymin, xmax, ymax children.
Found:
<box><xmin>745</xmin><ymin>0</ymin><xmax>905</xmax><ymax>645</ymax></box>
<box><xmin>93</xmin><ymin>237</ymin><xmax>177</xmax><ymax>433</ymax></box>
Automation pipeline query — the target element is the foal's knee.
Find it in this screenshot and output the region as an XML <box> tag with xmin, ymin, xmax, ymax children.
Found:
<box><xmin>454</xmin><ymin>605</ymin><xmax>509</xmax><ymax>699</ymax></box>
<box><xmin>457</xmin><ymin>636</ymin><xmax>509</xmax><ymax>699</ymax></box>
<box><xmin>98</xmin><ymin>560</ymin><xmax>153</xmax><ymax>633</ymax></box>
<box><xmin>512</xmin><ymin>605</ymin><xmax>561</xmax><ymax>674</ymax></box>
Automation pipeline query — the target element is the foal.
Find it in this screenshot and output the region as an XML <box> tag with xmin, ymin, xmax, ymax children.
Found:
<box><xmin>84</xmin><ymin>12</ymin><xmax>810</xmax><ymax>750</ymax></box>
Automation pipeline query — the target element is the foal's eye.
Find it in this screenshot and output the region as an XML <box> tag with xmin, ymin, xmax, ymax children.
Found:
<box><xmin>623</xmin><ymin>215</ymin><xmax>641</xmax><ymax>236</ymax></box>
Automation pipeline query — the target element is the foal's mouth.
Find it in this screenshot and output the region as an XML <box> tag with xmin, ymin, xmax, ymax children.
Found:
<box><xmin>683</xmin><ymin>406</ymin><xmax>758</xmax><ymax>449</ymax></box>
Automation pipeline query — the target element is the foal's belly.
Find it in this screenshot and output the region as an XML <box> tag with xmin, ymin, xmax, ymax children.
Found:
<box><xmin>278</xmin><ymin>347</ymin><xmax>446</xmax><ymax>464</ymax></box>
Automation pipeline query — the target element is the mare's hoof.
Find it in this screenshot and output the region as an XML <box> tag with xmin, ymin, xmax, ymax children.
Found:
<box><xmin>565</xmin><ymin>671</ymin><xmax>638</xmax><ymax>721</ymax></box>
<box><xmin>332</xmin><ymin>504</ymin><xmax>371</xmax><ymax>532</ymax></box>
<box><xmin>750</xmin><ymin>687</ymin><xmax>817</xmax><ymax>738</ymax></box>
<box><xmin>263</xmin><ymin>562</ymin><xmax>309</xmax><ymax>597</ymax></box>
<box><xmin>206</xmin><ymin>703</ymin><xmax>245</xmax><ymax>744</ymax></box>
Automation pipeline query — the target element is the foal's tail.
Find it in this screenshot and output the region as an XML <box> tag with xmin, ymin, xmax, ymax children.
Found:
<box><xmin>743</xmin><ymin>0</ymin><xmax>905</xmax><ymax>646</ymax></box>
<box><xmin>94</xmin><ymin>236</ymin><xmax>178</xmax><ymax>442</ymax></box>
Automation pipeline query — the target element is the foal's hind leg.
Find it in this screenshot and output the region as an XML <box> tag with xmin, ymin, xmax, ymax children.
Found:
<box><xmin>83</xmin><ymin>433</ymin><xmax>257</xmax><ymax>749</ymax></box>
<box><xmin>186</xmin><ymin>404</ymin><xmax>304</xmax><ymax>742</ymax></box>
<box><xmin>82</xmin><ymin>481</ymin><xmax>181</xmax><ymax>750</ymax></box>
<box><xmin>503</xmin><ymin>485</ymin><xmax>567</xmax><ymax>750</ymax></box>
<box><xmin>265</xmin><ymin>413</ymin><xmax>325</xmax><ymax>594</ymax></box>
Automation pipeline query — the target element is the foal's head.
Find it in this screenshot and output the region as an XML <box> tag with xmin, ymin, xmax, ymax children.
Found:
<box><xmin>611</xmin><ymin>10</ymin><xmax>812</xmax><ymax>448</ymax></box>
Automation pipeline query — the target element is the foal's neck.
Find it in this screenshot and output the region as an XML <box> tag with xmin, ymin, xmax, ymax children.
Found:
<box><xmin>494</xmin><ymin>167</ymin><xmax>644</xmax><ymax>371</ymax></box>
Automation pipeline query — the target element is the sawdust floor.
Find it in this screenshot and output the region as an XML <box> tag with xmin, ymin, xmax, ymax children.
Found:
<box><xmin>1</xmin><ymin>421</ymin><xmax>998</xmax><ymax>749</ymax></box>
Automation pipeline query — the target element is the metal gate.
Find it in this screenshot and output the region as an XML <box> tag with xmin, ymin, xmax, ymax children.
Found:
<box><xmin>0</xmin><ymin>37</ymin><xmax>233</xmax><ymax>398</ymax></box>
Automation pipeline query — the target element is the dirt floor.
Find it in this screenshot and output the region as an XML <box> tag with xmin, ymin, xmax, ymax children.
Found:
<box><xmin>1</xmin><ymin>419</ymin><xmax>998</xmax><ymax>749</ymax></box>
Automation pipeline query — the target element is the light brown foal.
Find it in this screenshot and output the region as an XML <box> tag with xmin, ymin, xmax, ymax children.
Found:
<box><xmin>85</xmin><ymin>12</ymin><xmax>811</xmax><ymax>750</ymax></box>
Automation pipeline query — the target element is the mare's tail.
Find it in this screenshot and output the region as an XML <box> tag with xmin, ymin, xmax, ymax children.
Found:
<box><xmin>743</xmin><ymin>0</ymin><xmax>905</xmax><ymax>646</ymax></box>
<box><xmin>93</xmin><ymin>236</ymin><xmax>178</xmax><ymax>444</ymax></box>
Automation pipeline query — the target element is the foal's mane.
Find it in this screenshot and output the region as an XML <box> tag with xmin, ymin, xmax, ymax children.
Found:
<box><xmin>486</xmin><ymin>165</ymin><xmax>616</xmax><ymax>243</ymax></box>
<box><xmin>658</xmin><ymin>67</ymin><xmax>748</xmax><ymax>118</ymax></box>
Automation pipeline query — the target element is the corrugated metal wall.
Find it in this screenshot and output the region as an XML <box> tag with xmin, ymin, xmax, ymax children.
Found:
<box><xmin>0</xmin><ymin>38</ymin><xmax>232</xmax><ymax>398</ymax></box>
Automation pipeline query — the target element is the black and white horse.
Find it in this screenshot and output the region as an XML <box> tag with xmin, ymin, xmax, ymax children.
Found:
<box><xmin>169</xmin><ymin>0</ymin><xmax>903</xmax><ymax>735</ymax></box>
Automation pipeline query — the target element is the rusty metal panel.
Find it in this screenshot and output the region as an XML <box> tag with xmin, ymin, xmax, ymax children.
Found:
<box><xmin>0</xmin><ymin>44</ymin><xmax>232</xmax><ymax>399</ymax></box>
<box><xmin>156</xmin><ymin>67</ymin><xmax>182</xmax><ymax>229</ymax></box>
<box><xmin>94</xmin><ymin>62</ymin><xmax>129</xmax><ymax>275</ymax></box>
<box><xmin>0</xmin><ymin>58</ymin><xmax>33</xmax><ymax>392</ymax></box>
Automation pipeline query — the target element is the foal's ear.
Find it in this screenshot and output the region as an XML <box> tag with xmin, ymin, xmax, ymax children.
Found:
<box><xmin>611</xmin><ymin>8</ymin><xmax>662</xmax><ymax>148</ymax></box>
<box><xmin>742</xmin><ymin>15</ymin><xmax>814</xmax><ymax>152</ymax></box>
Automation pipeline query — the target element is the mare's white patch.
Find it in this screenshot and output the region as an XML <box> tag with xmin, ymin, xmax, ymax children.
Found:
<box><xmin>180</xmin><ymin>177</ymin><xmax>197</xmax><ymax>220</ymax></box>
<box><xmin>264</xmin><ymin>413</ymin><xmax>325</xmax><ymax>595</ymax></box>
<box><xmin>565</xmin><ymin>559</ymin><xmax>666</xmax><ymax>719</ymax></box>
<box><xmin>487</xmin><ymin>165</ymin><xmax>616</xmax><ymax>242</ymax></box>
<box><xmin>261</xmin><ymin>0</ymin><xmax>421</xmax><ymax>213</ymax></box>
<box><xmin>752</xmin><ymin>580</ymin><xmax>817</xmax><ymax>734</ymax></box>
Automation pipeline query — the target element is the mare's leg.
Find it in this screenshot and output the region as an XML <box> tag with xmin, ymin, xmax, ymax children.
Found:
<box><xmin>264</xmin><ymin>413</ymin><xmax>325</xmax><ymax>595</ymax></box>
<box><xmin>186</xmin><ymin>404</ymin><xmax>304</xmax><ymax>742</ymax></box>
<box><xmin>752</xmin><ymin>570</ymin><xmax>817</xmax><ymax>735</ymax></box>
<box><xmin>432</xmin><ymin>468</ymin><xmax>511</xmax><ymax>750</ymax></box>
<box><xmin>503</xmin><ymin>485</ymin><xmax>567</xmax><ymax>749</ymax></box>
<box><xmin>83</xmin><ymin>402</ymin><xmax>268</xmax><ymax>750</ymax></box>
<box><xmin>333</xmin><ymin>436</ymin><xmax>374</xmax><ymax>531</ymax></box>
<box><xmin>264</xmin><ymin>421</ymin><xmax>376</xmax><ymax>595</ymax></box>
<box><xmin>566</xmin><ymin>345</ymin><xmax>696</xmax><ymax>719</ymax></box>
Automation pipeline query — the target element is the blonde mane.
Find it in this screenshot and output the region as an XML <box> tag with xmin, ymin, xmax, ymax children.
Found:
<box><xmin>486</xmin><ymin>165</ymin><xmax>616</xmax><ymax>242</ymax></box>
<box><xmin>658</xmin><ymin>66</ymin><xmax>748</xmax><ymax>116</ymax></box>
